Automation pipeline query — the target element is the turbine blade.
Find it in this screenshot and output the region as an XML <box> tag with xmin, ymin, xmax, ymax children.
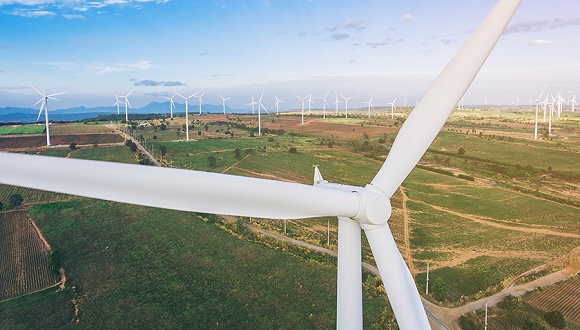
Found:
<box><xmin>0</xmin><ymin>153</ymin><xmax>360</xmax><ymax>220</ymax></box>
<box><xmin>365</xmin><ymin>224</ymin><xmax>429</xmax><ymax>329</ymax></box>
<box><xmin>370</xmin><ymin>0</ymin><xmax>521</xmax><ymax>197</ymax></box>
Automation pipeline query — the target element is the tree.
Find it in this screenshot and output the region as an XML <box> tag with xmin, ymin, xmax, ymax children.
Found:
<box><xmin>234</xmin><ymin>148</ymin><xmax>241</xmax><ymax>159</ymax></box>
<box><xmin>9</xmin><ymin>194</ymin><xmax>24</xmax><ymax>208</ymax></box>
<box><xmin>522</xmin><ymin>318</ymin><xmax>546</xmax><ymax>330</ymax></box>
<box><xmin>69</xmin><ymin>142</ymin><xmax>77</xmax><ymax>150</ymax></box>
<box><xmin>159</xmin><ymin>145</ymin><xmax>167</xmax><ymax>157</ymax></box>
<box><xmin>207</xmin><ymin>155</ymin><xmax>217</xmax><ymax>168</ymax></box>
<box><xmin>544</xmin><ymin>311</ymin><xmax>566</xmax><ymax>329</ymax></box>
<box><xmin>0</xmin><ymin>201</ymin><xmax>3</xmax><ymax>211</ymax></box>
<box><xmin>431</xmin><ymin>277</ymin><xmax>445</xmax><ymax>302</ymax></box>
<box><xmin>288</xmin><ymin>147</ymin><xmax>297</xmax><ymax>154</ymax></box>
<box><xmin>458</xmin><ymin>147</ymin><xmax>466</xmax><ymax>155</ymax></box>
<box><xmin>48</xmin><ymin>250</ymin><xmax>61</xmax><ymax>275</ymax></box>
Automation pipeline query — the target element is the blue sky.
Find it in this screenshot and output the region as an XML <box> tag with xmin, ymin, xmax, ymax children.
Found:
<box><xmin>1</xmin><ymin>0</ymin><xmax>579</xmax><ymax>110</ymax></box>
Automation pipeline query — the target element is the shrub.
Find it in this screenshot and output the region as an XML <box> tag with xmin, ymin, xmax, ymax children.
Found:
<box><xmin>207</xmin><ymin>155</ymin><xmax>217</xmax><ymax>168</ymax></box>
<box><xmin>522</xmin><ymin>318</ymin><xmax>546</xmax><ymax>330</ymax></box>
<box><xmin>544</xmin><ymin>311</ymin><xmax>566</xmax><ymax>329</ymax></box>
<box><xmin>0</xmin><ymin>201</ymin><xmax>3</xmax><ymax>211</ymax></box>
<box><xmin>289</xmin><ymin>147</ymin><xmax>297</xmax><ymax>154</ymax></box>
<box><xmin>48</xmin><ymin>250</ymin><xmax>61</xmax><ymax>275</ymax></box>
<box><xmin>458</xmin><ymin>174</ymin><xmax>475</xmax><ymax>181</ymax></box>
<box><xmin>69</xmin><ymin>143</ymin><xmax>77</xmax><ymax>150</ymax></box>
<box><xmin>458</xmin><ymin>147</ymin><xmax>466</xmax><ymax>155</ymax></box>
<box><xmin>9</xmin><ymin>194</ymin><xmax>24</xmax><ymax>208</ymax></box>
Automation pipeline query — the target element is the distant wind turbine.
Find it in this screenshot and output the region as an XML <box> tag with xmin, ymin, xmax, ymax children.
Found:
<box><xmin>257</xmin><ymin>92</ymin><xmax>269</xmax><ymax>135</ymax></box>
<box><xmin>317</xmin><ymin>91</ymin><xmax>330</xmax><ymax>119</ymax></box>
<box><xmin>122</xmin><ymin>89</ymin><xmax>134</xmax><ymax>123</ymax></box>
<box><xmin>245</xmin><ymin>95</ymin><xmax>257</xmax><ymax>115</ymax></box>
<box><xmin>388</xmin><ymin>98</ymin><xmax>397</xmax><ymax>119</ymax></box>
<box><xmin>294</xmin><ymin>94</ymin><xmax>308</xmax><ymax>125</ymax></box>
<box><xmin>29</xmin><ymin>83</ymin><xmax>66</xmax><ymax>147</ymax></box>
<box><xmin>341</xmin><ymin>95</ymin><xmax>352</xmax><ymax>119</ymax></box>
<box><xmin>364</xmin><ymin>96</ymin><xmax>374</xmax><ymax>119</ymax></box>
<box><xmin>334</xmin><ymin>95</ymin><xmax>342</xmax><ymax>115</ymax></box>
<box><xmin>570</xmin><ymin>95</ymin><xmax>577</xmax><ymax>112</ymax></box>
<box><xmin>113</xmin><ymin>95</ymin><xmax>122</xmax><ymax>115</ymax></box>
<box><xmin>534</xmin><ymin>86</ymin><xmax>546</xmax><ymax>140</ymax></box>
<box><xmin>195</xmin><ymin>91</ymin><xmax>205</xmax><ymax>115</ymax></box>
<box><xmin>402</xmin><ymin>97</ymin><xmax>407</xmax><ymax>107</ymax></box>
<box><xmin>162</xmin><ymin>93</ymin><xmax>177</xmax><ymax>119</ymax></box>
<box><xmin>275</xmin><ymin>96</ymin><xmax>284</xmax><ymax>116</ymax></box>
<box><xmin>175</xmin><ymin>92</ymin><xmax>198</xmax><ymax>142</ymax></box>
<box><xmin>219</xmin><ymin>94</ymin><xmax>231</xmax><ymax>115</ymax></box>
<box><xmin>306</xmin><ymin>95</ymin><xmax>314</xmax><ymax>114</ymax></box>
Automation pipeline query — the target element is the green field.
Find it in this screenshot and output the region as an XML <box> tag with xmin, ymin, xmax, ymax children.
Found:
<box><xmin>0</xmin><ymin>125</ymin><xmax>45</xmax><ymax>135</ymax></box>
<box><xmin>0</xmin><ymin>199</ymin><xmax>391</xmax><ymax>329</ymax></box>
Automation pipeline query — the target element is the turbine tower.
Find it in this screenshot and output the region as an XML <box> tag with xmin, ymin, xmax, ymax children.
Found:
<box><xmin>570</xmin><ymin>95</ymin><xmax>577</xmax><ymax>112</ymax></box>
<box><xmin>29</xmin><ymin>83</ymin><xmax>65</xmax><ymax>147</ymax></box>
<box><xmin>219</xmin><ymin>94</ymin><xmax>231</xmax><ymax>115</ymax></box>
<box><xmin>113</xmin><ymin>95</ymin><xmax>122</xmax><ymax>115</ymax></box>
<box><xmin>122</xmin><ymin>89</ymin><xmax>134</xmax><ymax>123</ymax></box>
<box><xmin>256</xmin><ymin>92</ymin><xmax>269</xmax><ymax>136</ymax></box>
<box><xmin>534</xmin><ymin>87</ymin><xmax>546</xmax><ymax>140</ymax></box>
<box><xmin>334</xmin><ymin>95</ymin><xmax>342</xmax><ymax>115</ymax></box>
<box><xmin>0</xmin><ymin>2</ymin><xmax>522</xmax><ymax>329</ymax></box>
<box><xmin>294</xmin><ymin>94</ymin><xmax>308</xmax><ymax>126</ymax></box>
<box><xmin>341</xmin><ymin>95</ymin><xmax>352</xmax><ymax>118</ymax></box>
<box><xmin>306</xmin><ymin>95</ymin><xmax>313</xmax><ymax>114</ymax></box>
<box><xmin>388</xmin><ymin>98</ymin><xmax>397</xmax><ymax>119</ymax></box>
<box><xmin>275</xmin><ymin>96</ymin><xmax>284</xmax><ymax>116</ymax></box>
<box><xmin>195</xmin><ymin>91</ymin><xmax>205</xmax><ymax>115</ymax></box>
<box><xmin>364</xmin><ymin>96</ymin><xmax>374</xmax><ymax>119</ymax></box>
<box><xmin>317</xmin><ymin>91</ymin><xmax>330</xmax><ymax>119</ymax></box>
<box><xmin>176</xmin><ymin>92</ymin><xmax>198</xmax><ymax>142</ymax></box>
<box><xmin>162</xmin><ymin>93</ymin><xmax>177</xmax><ymax>119</ymax></box>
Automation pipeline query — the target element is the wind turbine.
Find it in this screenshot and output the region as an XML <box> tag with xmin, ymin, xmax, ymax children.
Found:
<box><xmin>275</xmin><ymin>96</ymin><xmax>284</xmax><ymax>115</ymax></box>
<box><xmin>294</xmin><ymin>94</ymin><xmax>308</xmax><ymax>125</ymax></box>
<box><xmin>341</xmin><ymin>95</ymin><xmax>352</xmax><ymax>118</ymax></box>
<box><xmin>122</xmin><ymin>89</ymin><xmax>134</xmax><ymax>123</ymax></box>
<box><xmin>306</xmin><ymin>95</ymin><xmax>314</xmax><ymax>114</ymax></box>
<box><xmin>570</xmin><ymin>95</ymin><xmax>577</xmax><ymax>112</ymax></box>
<box><xmin>388</xmin><ymin>98</ymin><xmax>397</xmax><ymax>119</ymax></box>
<box><xmin>333</xmin><ymin>95</ymin><xmax>342</xmax><ymax>115</ymax></box>
<box><xmin>195</xmin><ymin>91</ymin><xmax>205</xmax><ymax>115</ymax></box>
<box><xmin>162</xmin><ymin>93</ymin><xmax>177</xmax><ymax>119</ymax></box>
<box><xmin>175</xmin><ymin>92</ymin><xmax>198</xmax><ymax>142</ymax></box>
<box><xmin>245</xmin><ymin>95</ymin><xmax>257</xmax><ymax>115</ymax></box>
<box><xmin>534</xmin><ymin>86</ymin><xmax>546</xmax><ymax>140</ymax></box>
<box><xmin>29</xmin><ymin>83</ymin><xmax>65</xmax><ymax>147</ymax></box>
<box><xmin>1</xmin><ymin>1</ymin><xmax>521</xmax><ymax>328</ymax></box>
<box><xmin>113</xmin><ymin>95</ymin><xmax>122</xmax><ymax>115</ymax></box>
<box><xmin>402</xmin><ymin>97</ymin><xmax>407</xmax><ymax>107</ymax></box>
<box><xmin>219</xmin><ymin>94</ymin><xmax>231</xmax><ymax>115</ymax></box>
<box><xmin>317</xmin><ymin>91</ymin><xmax>330</xmax><ymax>119</ymax></box>
<box><xmin>364</xmin><ymin>96</ymin><xmax>374</xmax><ymax>119</ymax></box>
<box><xmin>256</xmin><ymin>92</ymin><xmax>269</xmax><ymax>136</ymax></box>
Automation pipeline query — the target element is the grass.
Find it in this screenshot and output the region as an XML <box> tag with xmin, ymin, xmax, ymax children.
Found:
<box><xmin>0</xmin><ymin>125</ymin><xmax>45</xmax><ymax>135</ymax></box>
<box><xmin>0</xmin><ymin>199</ymin><xmax>391</xmax><ymax>329</ymax></box>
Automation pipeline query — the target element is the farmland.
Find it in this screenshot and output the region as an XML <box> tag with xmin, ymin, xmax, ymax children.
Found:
<box><xmin>0</xmin><ymin>211</ymin><xmax>58</xmax><ymax>300</ymax></box>
<box><xmin>0</xmin><ymin>109</ymin><xmax>579</xmax><ymax>329</ymax></box>
<box><xmin>0</xmin><ymin>125</ymin><xmax>45</xmax><ymax>135</ymax></box>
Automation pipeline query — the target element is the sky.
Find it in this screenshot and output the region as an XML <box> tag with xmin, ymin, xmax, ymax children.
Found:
<box><xmin>0</xmin><ymin>0</ymin><xmax>579</xmax><ymax>111</ymax></box>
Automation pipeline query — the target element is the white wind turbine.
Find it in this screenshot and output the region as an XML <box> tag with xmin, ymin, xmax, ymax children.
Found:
<box><xmin>275</xmin><ymin>96</ymin><xmax>284</xmax><ymax>116</ymax></box>
<box><xmin>256</xmin><ymin>92</ymin><xmax>270</xmax><ymax>136</ymax></box>
<box><xmin>294</xmin><ymin>94</ymin><xmax>308</xmax><ymax>125</ymax></box>
<box><xmin>317</xmin><ymin>91</ymin><xmax>330</xmax><ymax>119</ymax></box>
<box><xmin>334</xmin><ymin>95</ymin><xmax>342</xmax><ymax>115</ymax></box>
<box><xmin>219</xmin><ymin>94</ymin><xmax>231</xmax><ymax>115</ymax></box>
<box><xmin>175</xmin><ymin>92</ymin><xmax>198</xmax><ymax>142</ymax></box>
<box><xmin>163</xmin><ymin>93</ymin><xmax>177</xmax><ymax>119</ymax></box>
<box><xmin>534</xmin><ymin>86</ymin><xmax>546</xmax><ymax>140</ymax></box>
<box><xmin>1</xmin><ymin>2</ymin><xmax>521</xmax><ymax>329</ymax></box>
<box><xmin>570</xmin><ymin>95</ymin><xmax>577</xmax><ymax>112</ymax></box>
<box><xmin>195</xmin><ymin>91</ymin><xmax>205</xmax><ymax>115</ymax></box>
<box><xmin>246</xmin><ymin>95</ymin><xmax>257</xmax><ymax>115</ymax></box>
<box><xmin>388</xmin><ymin>98</ymin><xmax>397</xmax><ymax>119</ymax></box>
<box><xmin>341</xmin><ymin>95</ymin><xmax>352</xmax><ymax>118</ymax></box>
<box><xmin>306</xmin><ymin>95</ymin><xmax>314</xmax><ymax>114</ymax></box>
<box><xmin>364</xmin><ymin>96</ymin><xmax>374</xmax><ymax>119</ymax></box>
<box><xmin>29</xmin><ymin>83</ymin><xmax>66</xmax><ymax>147</ymax></box>
<box><xmin>122</xmin><ymin>89</ymin><xmax>134</xmax><ymax>123</ymax></box>
<box><xmin>113</xmin><ymin>95</ymin><xmax>122</xmax><ymax>115</ymax></box>
<box><xmin>402</xmin><ymin>97</ymin><xmax>407</xmax><ymax>107</ymax></box>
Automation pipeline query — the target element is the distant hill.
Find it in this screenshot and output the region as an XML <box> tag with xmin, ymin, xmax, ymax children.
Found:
<box><xmin>0</xmin><ymin>102</ymin><xmax>247</xmax><ymax>123</ymax></box>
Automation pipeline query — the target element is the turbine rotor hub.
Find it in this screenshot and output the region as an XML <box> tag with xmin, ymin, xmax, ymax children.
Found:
<box><xmin>352</xmin><ymin>187</ymin><xmax>391</xmax><ymax>229</ymax></box>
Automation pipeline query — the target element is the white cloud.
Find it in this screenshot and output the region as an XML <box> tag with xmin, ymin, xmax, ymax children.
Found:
<box><xmin>528</xmin><ymin>39</ymin><xmax>552</xmax><ymax>46</ymax></box>
<box><xmin>86</xmin><ymin>60</ymin><xmax>153</xmax><ymax>75</ymax></box>
<box><xmin>402</xmin><ymin>13</ymin><xmax>413</xmax><ymax>20</ymax></box>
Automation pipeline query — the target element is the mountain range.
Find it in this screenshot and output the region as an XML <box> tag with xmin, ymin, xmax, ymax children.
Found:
<box><xmin>0</xmin><ymin>102</ymin><xmax>250</xmax><ymax>123</ymax></box>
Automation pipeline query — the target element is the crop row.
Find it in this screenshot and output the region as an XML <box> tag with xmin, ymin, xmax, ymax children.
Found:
<box><xmin>0</xmin><ymin>211</ymin><xmax>58</xmax><ymax>300</ymax></box>
<box><xmin>525</xmin><ymin>276</ymin><xmax>580</xmax><ymax>325</ymax></box>
<box><xmin>0</xmin><ymin>185</ymin><xmax>72</xmax><ymax>206</ymax></box>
